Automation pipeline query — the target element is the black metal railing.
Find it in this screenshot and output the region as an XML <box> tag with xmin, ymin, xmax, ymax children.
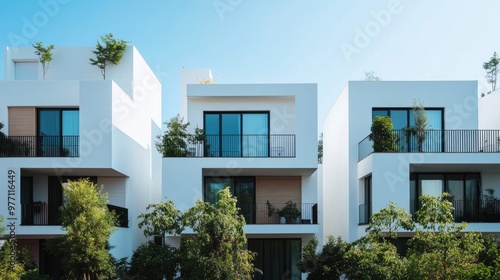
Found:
<box><xmin>410</xmin><ymin>199</ymin><xmax>500</xmax><ymax>223</ymax></box>
<box><xmin>21</xmin><ymin>203</ymin><xmax>60</xmax><ymax>225</ymax></box>
<box><xmin>21</xmin><ymin>203</ymin><xmax>128</xmax><ymax>227</ymax></box>
<box><xmin>0</xmin><ymin>136</ymin><xmax>79</xmax><ymax>157</ymax></box>
<box><xmin>358</xmin><ymin>129</ymin><xmax>500</xmax><ymax>161</ymax></box>
<box><xmin>359</xmin><ymin>203</ymin><xmax>371</xmax><ymax>224</ymax></box>
<box><xmin>107</xmin><ymin>204</ymin><xmax>129</xmax><ymax>228</ymax></box>
<box><xmin>245</xmin><ymin>203</ymin><xmax>317</xmax><ymax>225</ymax></box>
<box><xmin>162</xmin><ymin>134</ymin><xmax>295</xmax><ymax>158</ymax></box>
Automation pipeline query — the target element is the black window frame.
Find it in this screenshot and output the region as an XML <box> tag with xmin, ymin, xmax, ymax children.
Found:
<box><xmin>203</xmin><ymin>176</ymin><xmax>256</xmax><ymax>224</ymax></box>
<box><xmin>410</xmin><ymin>172</ymin><xmax>481</xmax><ymax>218</ymax></box>
<box><xmin>203</xmin><ymin>111</ymin><xmax>270</xmax><ymax>157</ymax></box>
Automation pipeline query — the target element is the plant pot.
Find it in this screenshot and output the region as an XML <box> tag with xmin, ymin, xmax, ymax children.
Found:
<box><xmin>280</xmin><ymin>216</ymin><xmax>286</xmax><ymax>224</ymax></box>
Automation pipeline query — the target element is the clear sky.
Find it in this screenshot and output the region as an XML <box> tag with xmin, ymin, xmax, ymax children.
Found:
<box><xmin>1</xmin><ymin>0</ymin><xmax>499</xmax><ymax>132</ymax></box>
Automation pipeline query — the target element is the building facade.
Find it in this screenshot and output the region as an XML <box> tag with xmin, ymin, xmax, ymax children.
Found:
<box><xmin>163</xmin><ymin>68</ymin><xmax>319</xmax><ymax>280</ymax></box>
<box><xmin>323</xmin><ymin>81</ymin><xmax>500</xmax><ymax>242</ymax></box>
<box><xmin>0</xmin><ymin>46</ymin><xmax>162</xmax><ymax>277</ymax></box>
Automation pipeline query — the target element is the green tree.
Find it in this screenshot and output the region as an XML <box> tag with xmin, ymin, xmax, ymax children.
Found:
<box><xmin>483</xmin><ymin>51</ymin><xmax>499</xmax><ymax>92</ymax></box>
<box><xmin>137</xmin><ymin>200</ymin><xmax>183</xmax><ymax>245</ymax></box>
<box><xmin>405</xmin><ymin>99</ymin><xmax>429</xmax><ymax>152</ymax></box>
<box><xmin>0</xmin><ymin>216</ymin><xmax>25</xmax><ymax>279</ymax></box>
<box><xmin>365</xmin><ymin>201</ymin><xmax>414</xmax><ymax>239</ymax></box>
<box><xmin>155</xmin><ymin>115</ymin><xmax>189</xmax><ymax>157</ymax></box>
<box><xmin>128</xmin><ymin>242</ymin><xmax>178</xmax><ymax>280</ymax></box>
<box><xmin>89</xmin><ymin>33</ymin><xmax>127</xmax><ymax>79</ymax></box>
<box><xmin>297</xmin><ymin>236</ymin><xmax>351</xmax><ymax>280</ymax></box>
<box><xmin>57</xmin><ymin>178</ymin><xmax>117</xmax><ymax>280</ymax></box>
<box><xmin>406</xmin><ymin>193</ymin><xmax>485</xmax><ymax>279</ymax></box>
<box><xmin>31</xmin><ymin>42</ymin><xmax>54</xmax><ymax>80</ymax></box>
<box><xmin>137</xmin><ymin>188</ymin><xmax>258</xmax><ymax>280</ymax></box>
<box><xmin>369</xmin><ymin>116</ymin><xmax>397</xmax><ymax>152</ymax></box>
<box><xmin>180</xmin><ymin>188</ymin><xmax>257</xmax><ymax>280</ymax></box>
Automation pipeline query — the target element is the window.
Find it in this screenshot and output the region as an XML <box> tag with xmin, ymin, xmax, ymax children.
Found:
<box><xmin>38</xmin><ymin>109</ymin><xmax>79</xmax><ymax>157</ymax></box>
<box><xmin>204</xmin><ymin>177</ymin><xmax>255</xmax><ymax>224</ymax></box>
<box><xmin>360</xmin><ymin>175</ymin><xmax>372</xmax><ymax>224</ymax></box>
<box><xmin>410</xmin><ymin>173</ymin><xmax>480</xmax><ymax>221</ymax></box>
<box><xmin>248</xmin><ymin>239</ymin><xmax>301</xmax><ymax>280</ymax></box>
<box><xmin>204</xmin><ymin>112</ymin><xmax>269</xmax><ymax>157</ymax></box>
<box><xmin>373</xmin><ymin>108</ymin><xmax>444</xmax><ymax>152</ymax></box>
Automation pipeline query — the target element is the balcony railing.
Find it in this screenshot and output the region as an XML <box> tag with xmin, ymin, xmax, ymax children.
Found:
<box><xmin>162</xmin><ymin>134</ymin><xmax>295</xmax><ymax>158</ymax></box>
<box><xmin>358</xmin><ymin>129</ymin><xmax>500</xmax><ymax>160</ymax></box>
<box><xmin>21</xmin><ymin>203</ymin><xmax>60</xmax><ymax>225</ymax></box>
<box><xmin>21</xmin><ymin>203</ymin><xmax>128</xmax><ymax>227</ymax></box>
<box><xmin>410</xmin><ymin>199</ymin><xmax>500</xmax><ymax>223</ymax></box>
<box><xmin>240</xmin><ymin>203</ymin><xmax>317</xmax><ymax>225</ymax></box>
<box><xmin>0</xmin><ymin>136</ymin><xmax>79</xmax><ymax>157</ymax></box>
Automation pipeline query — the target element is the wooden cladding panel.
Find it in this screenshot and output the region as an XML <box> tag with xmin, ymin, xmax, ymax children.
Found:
<box><xmin>255</xmin><ymin>176</ymin><xmax>301</xmax><ymax>224</ymax></box>
<box><xmin>8</xmin><ymin>107</ymin><xmax>36</xmax><ymax>136</ymax></box>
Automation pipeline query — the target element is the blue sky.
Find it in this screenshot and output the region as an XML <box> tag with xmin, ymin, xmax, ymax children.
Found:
<box><xmin>1</xmin><ymin>1</ymin><xmax>499</xmax><ymax>132</ymax></box>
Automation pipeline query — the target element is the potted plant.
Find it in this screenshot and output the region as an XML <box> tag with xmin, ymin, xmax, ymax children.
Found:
<box><xmin>368</xmin><ymin>116</ymin><xmax>398</xmax><ymax>152</ymax></box>
<box><xmin>89</xmin><ymin>33</ymin><xmax>128</xmax><ymax>80</ymax></box>
<box><xmin>32</xmin><ymin>42</ymin><xmax>54</xmax><ymax>80</ymax></box>
<box><xmin>404</xmin><ymin>99</ymin><xmax>429</xmax><ymax>152</ymax></box>
<box><xmin>267</xmin><ymin>200</ymin><xmax>301</xmax><ymax>224</ymax></box>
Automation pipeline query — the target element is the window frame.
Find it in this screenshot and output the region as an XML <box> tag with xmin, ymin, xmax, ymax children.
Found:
<box><xmin>203</xmin><ymin>111</ymin><xmax>270</xmax><ymax>157</ymax></box>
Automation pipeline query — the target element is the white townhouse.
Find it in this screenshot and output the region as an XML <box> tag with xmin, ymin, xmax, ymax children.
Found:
<box><xmin>322</xmin><ymin>81</ymin><xmax>500</xmax><ymax>243</ymax></box>
<box><xmin>0</xmin><ymin>45</ymin><xmax>162</xmax><ymax>278</ymax></box>
<box><xmin>163</xmin><ymin>68</ymin><xmax>319</xmax><ymax>280</ymax></box>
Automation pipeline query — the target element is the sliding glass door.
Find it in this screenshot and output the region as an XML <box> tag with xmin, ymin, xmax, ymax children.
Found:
<box><xmin>204</xmin><ymin>112</ymin><xmax>269</xmax><ymax>157</ymax></box>
<box><xmin>38</xmin><ymin>109</ymin><xmax>79</xmax><ymax>157</ymax></box>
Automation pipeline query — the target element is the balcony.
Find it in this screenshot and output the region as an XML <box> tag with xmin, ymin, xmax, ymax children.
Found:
<box><xmin>358</xmin><ymin>129</ymin><xmax>500</xmax><ymax>160</ymax></box>
<box><xmin>21</xmin><ymin>203</ymin><xmax>128</xmax><ymax>228</ymax></box>
<box><xmin>163</xmin><ymin>134</ymin><xmax>295</xmax><ymax>158</ymax></box>
<box><xmin>241</xmin><ymin>203</ymin><xmax>318</xmax><ymax>225</ymax></box>
<box><xmin>410</xmin><ymin>199</ymin><xmax>500</xmax><ymax>223</ymax></box>
<box><xmin>0</xmin><ymin>136</ymin><xmax>79</xmax><ymax>157</ymax></box>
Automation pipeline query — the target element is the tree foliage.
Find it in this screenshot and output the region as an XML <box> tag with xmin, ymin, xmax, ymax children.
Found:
<box><xmin>137</xmin><ymin>187</ymin><xmax>258</xmax><ymax>280</ymax></box>
<box><xmin>369</xmin><ymin>116</ymin><xmax>397</xmax><ymax>152</ymax></box>
<box><xmin>56</xmin><ymin>178</ymin><xmax>117</xmax><ymax>280</ymax></box>
<box><xmin>31</xmin><ymin>42</ymin><xmax>54</xmax><ymax>80</ymax></box>
<box><xmin>155</xmin><ymin>115</ymin><xmax>189</xmax><ymax>157</ymax></box>
<box><xmin>128</xmin><ymin>242</ymin><xmax>178</xmax><ymax>280</ymax></box>
<box><xmin>484</xmin><ymin>51</ymin><xmax>499</xmax><ymax>92</ymax></box>
<box><xmin>297</xmin><ymin>236</ymin><xmax>351</xmax><ymax>280</ymax></box>
<box><xmin>298</xmin><ymin>194</ymin><xmax>493</xmax><ymax>280</ymax></box>
<box><xmin>155</xmin><ymin>115</ymin><xmax>205</xmax><ymax>157</ymax></box>
<box><xmin>405</xmin><ymin>99</ymin><xmax>429</xmax><ymax>152</ymax></box>
<box><xmin>89</xmin><ymin>33</ymin><xmax>127</xmax><ymax>79</ymax></box>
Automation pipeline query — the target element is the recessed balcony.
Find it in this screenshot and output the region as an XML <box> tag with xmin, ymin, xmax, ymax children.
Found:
<box><xmin>0</xmin><ymin>136</ymin><xmax>79</xmax><ymax>157</ymax></box>
<box><xmin>359</xmin><ymin>129</ymin><xmax>500</xmax><ymax>161</ymax></box>
<box><xmin>162</xmin><ymin>134</ymin><xmax>296</xmax><ymax>158</ymax></box>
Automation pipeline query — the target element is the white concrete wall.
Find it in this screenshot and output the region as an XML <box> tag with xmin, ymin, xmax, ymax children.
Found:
<box><xmin>5</xmin><ymin>46</ymin><xmax>135</xmax><ymax>97</ymax></box>
<box><xmin>322</xmin><ymin>84</ymin><xmax>350</xmax><ymax>241</ymax></box>
<box><xmin>0</xmin><ymin>46</ymin><xmax>162</xmax><ymax>262</ymax></box>
<box><xmin>179</xmin><ymin>68</ymin><xmax>212</xmax><ymax>119</ymax></box>
<box><xmin>479</xmin><ymin>90</ymin><xmax>500</xmax><ymax>129</ymax></box>
<box><xmin>324</xmin><ymin>81</ymin><xmax>480</xmax><ymax>242</ymax></box>
<box><xmin>186</xmin><ymin>83</ymin><xmax>317</xmax><ymax>168</ymax></box>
